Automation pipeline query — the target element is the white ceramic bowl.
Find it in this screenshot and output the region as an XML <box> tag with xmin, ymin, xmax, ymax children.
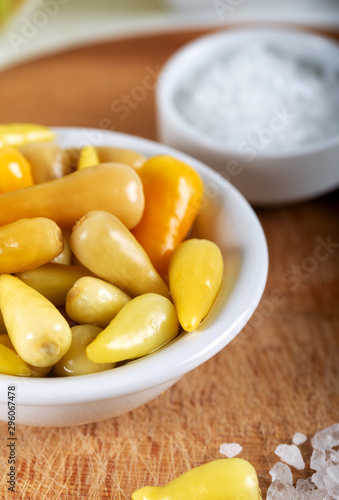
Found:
<box><xmin>0</xmin><ymin>127</ymin><xmax>268</xmax><ymax>427</ymax></box>
<box><xmin>157</xmin><ymin>27</ymin><xmax>339</xmax><ymax>205</ymax></box>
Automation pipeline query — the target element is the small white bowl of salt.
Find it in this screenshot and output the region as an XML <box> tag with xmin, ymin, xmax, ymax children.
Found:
<box><xmin>157</xmin><ymin>27</ymin><xmax>339</xmax><ymax>205</ymax></box>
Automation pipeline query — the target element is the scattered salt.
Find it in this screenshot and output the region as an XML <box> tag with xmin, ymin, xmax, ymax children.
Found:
<box><xmin>311</xmin><ymin>424</ymin><xmax>339</xmax><ymax>451</ymax></box>
<box><xmin>308</xmin><ymin>490</ymin><xmax>330</xmax><ymax>500</ymax></box>
<box><xmin>219</xmin><ymin>442</ymin><xmax>242</xmax><ymax>458</ymax></box>
<box><xmin>312</xmin><ymin>466</ymin><xmax>328</xmax><ymax>490</ymax></box>
<box><xmin>293</xmin><ymin>433</ymin><xmax>307</xmax><ymax>446</ymax></box>
<box><xmin>329</xmin><ymin>450</ymin><xmax>339</xmax><ymax>465</ymax></box>
<box><xmin>309</xmin><ymin>429</ymin><xmax>339</xmax><ymax>499</ymax></box>
<box><xmin>217</xmin><ymin>424</ymin><xmax>339</xmax><ymax>498</ymax></box>
<box><xmin>327</xmin><ymin>465</ymin><xmax>339</xmax><ymax>482</ymax></box>
<box><xmin>268</xmin><ymin>425</ymin><xmax>339</xmax><ymax>499</ymax></box>
<box><xmin>296</xmin><ymin>477</ymin><xmax>316</xmax><ymax>493</ymax></box>
<box><xmin>323</xmin><ymin>474</ymin><xmax>339</xmax><ymax>499</ymax></box>
<box><xmin>269</xmin><ymin>462</ymin><xmax>293</xmax><ymax>485</ymax></box>
<box><xmin>311</xmin><ymin>450</ymin><xmax>327</xmax><ymax>471</ymax></box>
<box><xmin>267</xmin><ymin>480</ymin><xmax>301</xmax><ymax>500</ymax></box>
<box><xmin>275</xmin><ymin>444</ymin><xmax>305</xmax><ymax>470</ymax></box>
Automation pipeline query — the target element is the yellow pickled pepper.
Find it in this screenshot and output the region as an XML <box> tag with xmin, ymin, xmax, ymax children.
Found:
<box><xmin>0</xmin><ymin>334</ymin><xmax>51</xmax><ymax>377</ymax></box>
<box><xmin>66</xmin><ymin>276</ymin><xmax>131</xmax><ymax>327</ymax></box>
<box><xmin>86</xmin><ymin>293</ymin><xmax>179</xmax><ymax>364</ymax></box>
<box><xmin>65</xmin><ymin>146</ymin><xmax>146</xmax><ymax>171</ymax></box>
<box><xmin>0</xmin><ymin>123</ymin><xmax>55</xmax><ymax>148</ymax></box>
<box><xmin>0</xmin><ymin>333</ymin><xmax>12</xmax><ymax>349</ymax></box>
<box><xmin>0</xmin><ymin>163</ymin><xmax>145</xmax><ymax>230</ymax></box>
<box><xmin>0</xmin><ymin>146</ymin><xmax>34</xmax><ymax>193</ymax></box>
<box><xmin>0</xmin><ymin>275</ymin><xmax>72</xmax><ymax>367</ymax></box>
<box><xmin>131</xmin><ymin>458</ymin><xmax>262</xmax><ymax>500</ymax></box>
<box><xmin>51</xmin><ymin>230</ymin><xmax>72</xmax><ymax>265</ymax></box>
<box><xmin>15</xmin><ymin>263</ymin><xmax>94</xmax><ymax>307</ymax></box>
<box><xmin>95</xmin><ymin>146</ymin><xmax>146</xmax><ymax>169</ymax></box>
<box><xmin>77</xmin><ymin>146</ymin><xmax>100</xmax><ymax>170</ymax></box>
<box><xmin>70</xmin><ymin>211</ymin><xmax>169</xmax><ymax>298</ymax></box>
<box><xmin>132</xmin><ymin>155</ymin><xmax>204</xmax><ymax>279</ymax></box>
<box><xmin>0</xmin><ymin>343</ymin><xmax>32</xmax><ymax>377</ymax></box>
<box><xmin>169</xmin><ymin>239</ymin><xmax>224</xmax><ymax>332</ymax></box>
<box><xmin>19</xmin><ymin>142</ymin><xmax>70</xmax><ymax>184</ymax></box>
<box><xmin>53</xmin><ymin>324</ymin><xmax>115</xmax><ymax>377</ymax></box>
<box><xmin>0</xmin><ymin>311</ymin><xmax>6</xmax><ymax>334</ymax></box>
<box><xmin>0</xmin><ymin>217</ymin><xmax>63</xmax><ymax>274</ymax></box>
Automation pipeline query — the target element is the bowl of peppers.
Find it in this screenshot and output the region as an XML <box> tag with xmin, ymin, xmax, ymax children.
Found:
<box><xmin>0</xmin><ymin>125</ymin><xmax>268</xmax><ymax>426</ymax></box>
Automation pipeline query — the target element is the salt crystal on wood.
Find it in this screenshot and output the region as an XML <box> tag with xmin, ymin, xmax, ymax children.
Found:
<box><xmin>324</xmin><ymin>474</ymin><xmax>339</xmax><ymax>499</ymax></box>
<box><xmin>219</xmin><ymin>442</ymin><xmax>242</xmax><ymax>458</ymax></box>
<box><xmin>270</xmin><ymin>462</ymin><xmax>293</xmax><ymax>485</ymax></box>
<box><xmin>311</xmin><ymin>450</ymin><xmax>327</xmax><ymax>471</ymax></box>
<box><xmin>312</xmin><ymin>466</ymin><xmax>327</xmax><ymax>489</ymax></box>
<box><xmin>328</xmin><ymin>465</ymin><xmax>339</xmax><ymax>482</ymax></box>
<box><xmin>308</xmin><ymin>490</ymin><xmax>330</xmax><ymax>500</ymax></box>
<box><xmin>329</xmin><ymin>450</ymin><xmax>339</xmax><ymax>465</ymax></box>
<box><xmin>311</xmin><ymin>424</ymin><xmax>339</xmax><ymax>451</ymax></box>
<box><xmin>293</xmin><ymin>433</ymin><xmax>307</xmax><ymax>445</ymax></box>
<box><xmin>267</xmin><ymin>480</ymin><xmax>301</xmax><ymax>500</ymax></box>
<box><xmin>296</xmin><ymin>477</ymin><xmax>316</xmax><ymax>493</ymax></box>
<box><xmin>275</xmin><ymin>444</ymin><xmax>306</xmax><ymax>470</ymax></box>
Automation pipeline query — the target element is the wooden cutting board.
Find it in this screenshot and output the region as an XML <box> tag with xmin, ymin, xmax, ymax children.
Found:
<box><xmin>0</xmin><ymin>27</ymin><xmax>338</xmax><ymax>500</ymax></box>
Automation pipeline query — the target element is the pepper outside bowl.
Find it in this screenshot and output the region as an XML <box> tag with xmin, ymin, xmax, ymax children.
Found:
<box><xmin>0</xmin><ymin>127</ymin><xmax>268</xmax><ymax>427</ymax></box>
<box><xmin>157</xmin><ymin>27</ymin><xmax>339</xmax><ymax>205</ymax></box>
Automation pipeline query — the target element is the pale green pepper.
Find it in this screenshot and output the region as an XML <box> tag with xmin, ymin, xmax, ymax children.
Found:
<box><xmin>131</xmin><ymin>458</ymin><xmax>262</xmax><ymax>500</ymax></box>
<box><xmin>168</xmin><ymin>239</ymin><xmax>224</xmax><ymax>332</ymax></box>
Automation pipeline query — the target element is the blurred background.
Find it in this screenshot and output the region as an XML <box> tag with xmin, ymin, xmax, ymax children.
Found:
<box><xmin>1</xmin><ymin>0</ymin><xmax>339</xmax><ymax>70</ymax></box>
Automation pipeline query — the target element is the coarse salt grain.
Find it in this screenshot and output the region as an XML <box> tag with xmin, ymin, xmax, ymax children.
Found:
<box><xmin>323</xmin><ymin>474</ymin><xmax>339</xmax><ymax>499</ymax></box>
<box><xmin>267</xmin><ymin>479</ymin><xmax>301</xmax><ymax>500</ymax></box>
<box><xmin>293</xmin><ymin>433</ymin><xmax>307</xmax><ymax>446</ymax></box>
<box><xmin>275</xmin><ymin>444</ymin><xmax>305</xmax><ymax>470</ymax></box>
<box><xmin>311</xmin><ymin>424</ymin><xmax>339</xmax><ymax>451</ymax></box>
<box><xmin>309</xmin><ymin>490</ymin><xmax>330</xmax><ymax>500</ymax></box>
<box><xmin>296</xmin><ymin>477</ymin><xmax>316</xmax><ymax>493</ymax></box>
<box><xmin>219</xmin><ymin>442</ymin><xmax>242</xmax><ymax>458</ymax></box>
<box><xmin>312</xmin><ymin>467</ymin><xmax>327</xmax><ymax>490</ymax></box>
<box><xmin>311</xmin><ymin>450</ymin><xmax>327</xmax><ymax>471</ymax></box>
<box><xmin>269</xmin><ymin>462</ymin><xmax>293</xmax><ymax>485</ymax></box>
<box><xmin>268</xmin><ymin>424</ymin><xmax>339</xmax><ymax>500</ymax></box>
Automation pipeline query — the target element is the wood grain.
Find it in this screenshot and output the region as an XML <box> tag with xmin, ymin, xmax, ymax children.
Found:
<box><xmin>0</xmin><ymin>28</ymin><xmax>338</xmax><ymax>500</ymax></box>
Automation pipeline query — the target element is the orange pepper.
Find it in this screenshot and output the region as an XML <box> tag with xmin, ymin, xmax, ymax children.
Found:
<box><xmin>132</xmin><ymin>155</ymin><xmax>204</xmax><ymax>279</ymax></box>
<box><xmin>0</xmin><ymin>146</ymin><xmax>33</xmax><ymax>193</ymax></box>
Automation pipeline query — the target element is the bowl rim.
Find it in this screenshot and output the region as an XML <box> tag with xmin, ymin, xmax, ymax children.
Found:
<box><xmin>0</xmin><ymin>127</ymin><xmax>268</xmax><ymax>406</ymax></box>
<box><xmin>157</xmin><ymin>25</ymin><xmax>339</xmax><ymax>159</ymax></box>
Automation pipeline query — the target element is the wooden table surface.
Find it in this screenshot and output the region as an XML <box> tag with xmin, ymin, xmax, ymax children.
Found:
<box><xmin>0</xmin><ymin>28</ymin><xmax>338</xmax><ymax>500</ymax></box>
